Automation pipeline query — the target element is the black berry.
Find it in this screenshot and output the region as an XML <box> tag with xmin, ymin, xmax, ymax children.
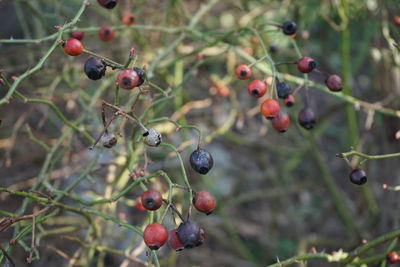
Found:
<box><xmin>298</xmin><ymin>107</ymin><xmax>316</xmax><ymax>130</ymax></box>
<box><xmin>84</xmin><ymin>57</ymin><xmax>106</xmax><ymax>80</ymax></box>
<box><xmin>134</xmin><ymin>67</ymin><xmax>145</xmax><ymax>87</ymax></box>
<box><xmin>190</xmin><ymin>148</ymin><xmax>214</xmax><ymax>175</ymax></box>
<box><xmin>276</xmin><ymin>81</ymin><xmax>291</xmax><ymax>99</ymax></box>
<box><xmin>349</xmin><ymin>169</ymin><xmax>367</xmax><ymax>185</ymax></box>
<box><xmin>176</xmin><ymin>221</ymin><xmax>205</xmax><ymax>249</ymax></box>
<box><xmin>282</xmin><ymin>21</ymin><xmax>297</xmax><ymax>35</ymax></box>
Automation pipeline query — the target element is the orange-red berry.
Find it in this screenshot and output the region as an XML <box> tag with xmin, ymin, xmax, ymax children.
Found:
<box><xmin>395</xmin><ymin>16</ymin><xmax>400</xmax><ymax>25</ymax></box>
<box><xmin>284</xmin><ymin>94</ymin><xmax>295</xmax><ymax>107</ymax></box>
<box><xmin>122</xmin><ymin>13</ymin><xmax>135</xmax><ymax>25</ymax></box>
<box><xmin>63</xmin><ymin>38</ymin><xmax>83</xmax><ymax>56</ymax></box>
<box><xmin>99</xmin><ymin>26</ymin><xmax>115</xmax><ymax>41</ymax></box>
<box><xmin>141</xmin><ymin>189</ymin><xmax>162</xmax><ymax>211</ymax></box>
<box><xmin>271</xmin><ymin>112</ymin><xmax>289</xmax><ymax>132</ymax></box>
<box><xmin>235</xmin><ymin>65</ymin><xmax>252</xmax><ymax>80</ymax></box>
<box><xmin>247</xmin><ymin>80</ymin><xmax>267</xmax><ymax>98</ymax></box>
<box><xmin>193</xmin><ymin>191</ymin><xmax>215</xmax><ymax>215</ymax></box>
<box><xmin>117</xmin><ymin>69</ymin><xmax>139</xmax><ymax>90</ymax></box>
<box><xmin>387</xmin><ymin>252</ymin><xmax>399</xmax><ymax>264</ymax></box>
<box><xmin>169</xmin><ymin>229</ymin><xmax>184</xmax><ymax>251</ymax></box>
<box><xmin>133</xmin><ymin>197</ymin><xmax>146</xmax><ymax>211</ymax></box>
<box><xmin>143</xmin><ymin>223</ymin><xmax>168</xmax><ymax>250</ymax></box>
<box><xmin>70</xmin><ymin>31</ymin><xmax>84</xmax><ymax>40</ymax></box>
<box><xmin>297</xmin><ymin>57</ymin><xmax>316</xmax><ymax>73</ymax></box>
<box><xmin>325</xmin><ymin>74</ymin><xmax>342</xmax><ymax>92</ymax></box>
<box><xmin>260</xmin><ymin>99</ymin><xmax>280</xmax><ymax>119</ymax></box>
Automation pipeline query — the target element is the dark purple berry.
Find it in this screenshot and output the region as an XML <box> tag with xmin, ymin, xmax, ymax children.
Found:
<box><xmin>176</xmin><ymin>221</ymin><xmax>205</xmax><ymax>249</ymax></box>
<box><xmin>134</xmin><ymin>67</ymin><xmax>145</xmax><ymax>86</ymax></box>
<box><xmin>298</xmin><ymin>107</ymin><xmax>316</xmax><ymax>130</ymax></box>
<box><xmin>190</xmin><ymin>148</ymin><xmax>213</xmax><ymax>175</ymax></box>
<box><xmin>84</xmin><ymin>57</ymin><xmax>106</xmax><ymax>80</ymax></box>
<box><xmin>276</xmin><ymin>81</ymin><xmax>291</xmax><ymax>99</ymax></box>
<box><xmin>349</xmin><ymin>169</ymin><xmax>367</xmax><ymax>185</ymax></box>
<box><xmin>282</xmin><ymin>21</ymin><xmax>297</xmax><ymax>35</ymax></box>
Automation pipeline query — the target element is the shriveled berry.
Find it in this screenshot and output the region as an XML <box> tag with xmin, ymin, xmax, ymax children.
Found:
<box><xmin>284</xmin><ymin>94</ymin><xmax>295</xmax><ymax>107</ymax></box>
<box><xmin>387</xmin><ymin>251</ymin><xmax>399</xmax><ymax>264</ymax></box>
<box><xmin>298</xmin><ymin>107</ymin><xmax>316</xmax><ymax>130</ymax></box>
<box><xmin>133</xmin><ymin>67</ymin><xmax>145</xmax><ymax>86</ymax></box>
<box><xmin>122</xmin><ymin>13</ymin><xmax>135</xmax><ymax>25</ymax></box>
<box><xmin>349</xmin><ymin>169</ymin><xmax>367</xmax><ymax>185</ymax></box>
<box><xmin>97</xmin><ymin>0</ymin><xmax>118</xmax><ymax>9</ymax></box>
<box><xmin>282</xmin><ymin>21</ymin><xmax>297</xmax><ymax>35</ymax></box>
<box><xmin>297</xmin><ymin>57</ymin><xmax>316</xmax><ymax>73</ymax></box>
<box><xmin>84</xmin><ymin>57</ymin><xmax>106</xmax><ymax>80</ymax></box>
<box><xmin>169</xmin><ymin>229</ymin><xmax>184</xmax><ymax>251</ymax></box>
<box><xmin>247</xmin><ymin>80</ymin><xmax>267</xmax><ymax>98</ymax></box>
<box><xmin>143</xmin><ymin>223</ymin><xmax>168</xmax><ymax>250</ymax></box>
<box><xmin>141</xmin><ymin>189</ymin><xmax>162</xmax><ymax>210</ymax></box>
<box><xmin>117</xmin><ymin>69</ymin><xmax>139</xmax><ymax>89</ymax></box>
<box><xmin>99</xmin><ymin>26</ymin><xmax>115</xmax><ymax>41</ymax></box>
<box><xmin>235</xmin><ymin>64</ymin><xmax>252</xmax><ymax>80</ymax></box>
<box><xmin>70</xmin><ymin>31</ymin><xmax>84</xmax><ymax>40</ymax></box>
<box><xmin>271</xmin><ymin>112</ymin><xmax>289</xmax><ymax>133</ymax></box>
<box><xmin>190</xmin><ymin>148</ymin><xmax>213</xmax><ymax>175</ymax></box>
<box><xmin>260</xmin><ymin>99</ymin><xmax>280</xmax><ymax>119</ymax></box>
<box><xmin>325</xmin><ymin>74</ymin><xmax>342</xmax><ymax>92</ymax></box>
<box><xmin>193</xmin><ymin>191</ymin><xmax>215</xmax><ymax>215</ymax></box>
<box><xmin>276</xmin><ymin>81</ymin><xmax>291</xmax><ymax>99</ymax></box>
<box><xmin>143</xmin><ymin>128</ymin><xmax>162</xmax><ymax>147</ymax></box>
<box><xmin>176</xmin><ymin>221</ymin><xmax>205</xmax><ymax>249</ymax></box>
<box><xmin>100</xmin><ymin>132</ymin><xmax>117</xmax><ymax>148</ymax></box>
<box><xmin>63</xmin><ymin>38</ymin><xmax>83</xmax><ymax>56</ymax></box>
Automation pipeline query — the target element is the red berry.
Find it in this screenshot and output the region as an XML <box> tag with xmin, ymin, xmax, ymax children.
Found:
<box><xmin>260</xmin><ymin>99</ymin><xmax>280</xmax><ymax>119</ymax></box>
<box><xmin>298</xmin><ymin>107</ymin><xmax>316</xmax><ymax>130</ymax></box>
<box><xmin>193</xmin><ymin>191</ymin><xmax>215</xmax><ymax>215</ymax></box>
<box><xmin>297</xmin><ymin>57</ymin><xmax>316</xmax><ymax>73</ymax></box>
<box><xmin>283</xmin><ymin>94</ymin><xmax>295</xmax><ymax>107</ymax></box>
<box><xmin>117</xmin><ymin>69</ymin><xmax>139</xmax><ymax>90</ymax></box>
<box><xmin>99</xmin><ymin>26</ymin><xmax>115</xmax><ymax>41</ymax></box>
<box><xmin>325</xmin><ymin>74</ymin><xmax>342</xmax><ymax>92</ymax></box>
<box><xmin>349</xmin><ymin>169</ymin><xmax>367</xmax><ymax>185</ymax></box>
<box><xmin>122</xmin><ymin>13</ymin><xmax>135</xmax><ymax>26</ymax></box>
<box><xmin>271</xmin><ymin>112</ymin><xmax>289</xmax><ymax>132</ymax></box>
<box><xmin>169</xmin><ymin>229</ymin><xmax>184</xmax><ymax>251</ymax></box>
<box><xmin>97</xmin><ymin>0</ymin><xmax>118</xmax><ymax>9</ymax></box>
<box><xmin>133</xmin><ymin>197</ymin><xmax>146</xmax><ymax>211</ymax></box>
<box><xmin>387</xmin><ymin>251</ymin><xmax>399</xmax><ymax>264</ymax></box>
<box><xmin>63</xmin><ymin>38</ymin><xmax>83</xmax><ymax>56</ymax></box>
<box><xmin>141</xmin><ymin>189</ymin><xmax>162</xmax><ymax>211</ymax></box>
<box><xmin>70</xmin><ymin>31</ymin><xmax>84</xmax><ymax>40</ymax></box>
<box><xmin>235</xmin><ymin>65</ymin><xmax>252</xmax><ymax>80</ymax></box>
<box><xmin>247</xmin><ymin>80</ymin><xmax>267</xmax><ymax>98</ymax></box>
<box><xmin>143</xmin><ymin>223</ymin><xmax>168</xmax><ymax>250</ymax></box>
<box><xmin>395</xmin><ymin>16</ymin><xmax>400</xmax><ymax>26</ymax></box>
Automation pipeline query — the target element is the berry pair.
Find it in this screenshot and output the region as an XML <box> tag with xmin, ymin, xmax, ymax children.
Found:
<box><xmin>116</xmin><ymin>68</ymin><xmax>145</xmax><ymax>89</ymax></box>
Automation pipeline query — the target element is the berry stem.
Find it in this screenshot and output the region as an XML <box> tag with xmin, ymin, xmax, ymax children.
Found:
<box><xmin>338</xmin><ymin>150</ymin><xmax>400</xmax><ymax>161</ymax></box>
<box><xmin>82</xmin><ymin>49</ymin><xmax>124</xmax><ymax>69</ymax></box>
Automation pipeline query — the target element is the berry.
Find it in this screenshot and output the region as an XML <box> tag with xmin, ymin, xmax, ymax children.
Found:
<box><xmin>169</xmin><ymin>229</ymin><xmax>184</xmax><ymax>251</ymax></box>
<box><xmin>325</xmin><ymin>74</ymin><xmax>342</xmax><ymax>92</ymax></box>
<box><xmin>141</xmin><ymin>189</ymin><xmax>163</xmax><ymax>210</ymax></box>
<box><xmin>235</xmin><ymin>64</ymin><xmax>252</xmax><ymax>80</ymax></box>
<box><xmin>143</xmin><ymin>223</ymin><xmax>168</xmax><ymax>250</ymax></box>
<box><xmin>134</xmin><ymin>197</ymin><xmax>146</xmax><ymax>211</ymax></box>
<box><xmin>100</xmin><ymin>133</ymin><xmax>117</xmax><ymax>148</ymax></box>
<box><xmin>70</xmin><ymin>31</ymin><xmax>84</xmax><ymax>40</ymax></box>
<box><xmin>117</xmin><ymin>69</ymin><xmax>139</xmax><ymax>89</ymax></box>
<box><xmin>387</xmin><ymin>252</ymin><xmax>399</xmax><ymax>264</ymax></box>
<box><xmin>190</xmin><ymin>148</ymin><xmax>214</xmax><ymax>175</ymax></box>
<box><xmin>271</xmin><ymin>112</ymin><xmax>289</xmax><ymax>132</ymax></box>
<box><xmin>395</xmin><ymin>16</ymin><xmax>400</xmax><ymax>26</ymax></box>
<box><xmin>282</xmin><ymin>21</ymin><xmax>297</xmax><ymax>35</ymax></box>
<box><xmin>176</xmin><ymin>221</ymin><xmax>205</xmax><ymax>249</ymax></box>
<box><xmin>260</xmin><ymin>99</ymin><xmax>280</xmax><ymax>119</ymax></box>
<box><xmin>276</xmin><ymin>81</ymin><xmax>291</xmax><ymax>99</ymax></box>
<box><xmin>297</xmin><ymin>57</ymin><xmax>316</xmax><ymax>73</ymax></box>
<box><xmin>63</xmin><ymin>38</ymin><xmax>83</xmax><ymax>56</ymax></box>
<box><xmin>247</xmin><ymin>80</ymin><xmax>267</xmax><ymax>98</ymax></box>
<box><xmin>298</xmin><ymin>107</ymin><xmax>316</xmax><ymax>130</ymax></box>
<box><xmin>99</xmin><ymin>26</ymin><xmax>115</xmax><ymax>41</ymax></box>
<box><xmin>193</xmin><ymin>191</ymin><xmax>215</xmax><ymax>215</ymax></box>
<box><xmin>133</xmin><ymin>67</ymin><xmax>145</xmax><ymax>86</ymax></box>
<box><xmin>84</xmin><ymin>57</ymin><xmax>106</xmax><ymax>80</ymax></box>
<box><xmin>122</xmin><ymin>13</ymin><xmax>135</xmax><ymax>25</ymax></box>
<box><xmin>143</xmin><ymin>128</ymin><xmax>162</xmax><ymax>147</ymax></box>
<box><xmin>284</xmin><ymin>94</ymin><xmax>295</xmax><ymax>107</ymax></box>
<box><xmin>97</xmin><ymin>0</ymin><xmax>118</xmax><ymax>9</ymax></box>
<box><xmin>349</xmin><ymin>169</ymin><xmax>367</xmax><ymax>185</ymax></box>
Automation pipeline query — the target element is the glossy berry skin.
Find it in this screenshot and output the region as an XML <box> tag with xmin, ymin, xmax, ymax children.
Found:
<box><xmin>349</xmin><ymin>169</ymin><xmax>367</xmax><ymax>185</ymax></box>
<box><xmin>271</xmin><ymin>112</ymin><xmax>289</xmax><ymax>133</ymax></box>
<box><xmin>297</xmin><ymin>57</ymin><xmax>316</xmax><ymax>73</ymax></box>
<box><xmin>141</xmin><ymin>189</ymin><xmax>162</xmax><ymax>211</ymax></box>
<box><xmin>247</xmin><ymin>80</ymin><xmax>267</xmax><ymax>98</ymax></box>
<box><xmin>117</xmin><ymin>69</ymin><xmax>139</xmax><ymax>90</ymax></box>
<box><xmin>63</xmin><ymin>38</ymin><xmax>83</xmax><ymax>56</ymax></box>
<box><xmin>122</xmin><ymin>13</ymin><xmax>135</xmax><ymax>25</ymax></box>
<box><xmin>84</xmin><ymin>57</ymin><xmax>106</xmax><ymax>80</ymax></box>
<box><xmin>169</xmin><ymin>229</ymin><xmax>184</xmax><ymax>251</ymax></box>
<box><xmin>176</xmin><ymin>221</ymin><xmax>205</xmax><ymax>249</ymax></box>
<box><xmin>260</xmin><ymin>99</ymin><xmax>280</xmax><ymax>119</ymax></box>
<box><xmin>190</xmin><ymin>148</ymin><xmax>213</xmax><ymax>175</ymax></box>
<box><xmin>298</xmin><ymin>107</ymin><xmax>316</xmax><ymax>130</ymax></box>
<box><xmin>143</xmin><ymin>223</ymin><xmax>168</xmax><ymax>250</ymax></box>
<box><xmin>284</xmin><ymin>94</ymin><xmax>295</xmax><ymax>107</ymax></box>
<box><xmin>282</xmin><ymin>21</ymin><xmax>297</xmax><ymax>35</ymax></box>
<box><xmin>99</xmin><ymin>26</ymin><xmax>115</xmax><ymax>41</ymax></box>
<box><xmin>134</xmin><ymin>67</ymin><xmax>145</xmax><ymax>86</ymax></box>
<box><xmin>235</xmin><ymin>64</ymin><xmax>252</xmax><ymax>80</ymax></box>
<box><xmin>276</xmin><ymin>82</ymin><xmax>291</xmax><ymax>99</ymax></box>
<box><xmin>386</xmin><ymin>252</ymin><xmax>399</xmax><ymax>264</ymax></box>
<box><xmin>193</xmin><ymin>191</ymin><xmax>215</xmax><ymax>215</ymax></box>
<box><xmin>325</xmin><ymin>74</ymin><xmax>342</xmax><ymax>92</ymax></box>
<box><xmin>70</xmin><ymin>31</ymin><xmax>84</xmax><ymax>40</ymax></box>
<box><xmin>97</xmin><ymin>0</ymin><xmax>118</xmax><ymax>9</ymax></box>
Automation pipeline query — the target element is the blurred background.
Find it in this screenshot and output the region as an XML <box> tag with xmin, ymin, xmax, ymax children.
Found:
<box><xmin>0</xmin><ymin>0</ymin><xmax>400</xmax><ymax>266</ymax></box>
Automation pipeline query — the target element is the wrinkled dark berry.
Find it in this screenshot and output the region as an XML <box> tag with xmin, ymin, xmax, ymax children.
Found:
<box><xmin>276</xmin><ymin>81</ymin><xmax>291</xmax><ymax>99</ymax></box>
<box><xmin>190</xmin><ymin>148</ymin><xmax>213</xmax><ymax>175</ymax></box>
<box><xmin>176</xmin><ymin>221</ymin><xmax>205</xmax><ymax>249</ymax></box>
<box><xmin>84</xmin><ymin>57</ymin><xmax>106</xmax><ymax>80</ymax></box>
